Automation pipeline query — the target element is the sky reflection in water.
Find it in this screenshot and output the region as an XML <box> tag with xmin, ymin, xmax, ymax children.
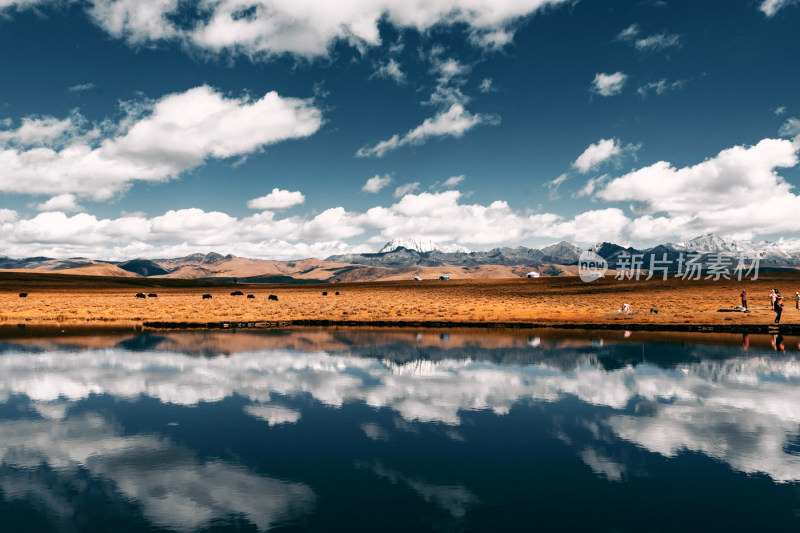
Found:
<box><xmin>0</xmin><ymin>328</ymin><xmax>799</xmax><ymax>531</ymax></box>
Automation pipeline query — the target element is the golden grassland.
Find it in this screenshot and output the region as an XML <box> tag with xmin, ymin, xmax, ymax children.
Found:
<box><xmin>0</xmin><ymin>270</ymin><xmax>798</xmax><ymax>328</ymax></box>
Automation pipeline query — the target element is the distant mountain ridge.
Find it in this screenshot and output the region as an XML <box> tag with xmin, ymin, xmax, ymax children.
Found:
<box><xmin>2</xmin><ymin>233</ymin><xmax>799</xmax><ymax>282</ymax></box>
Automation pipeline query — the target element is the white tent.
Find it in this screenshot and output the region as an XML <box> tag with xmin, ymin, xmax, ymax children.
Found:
<box><xmin>526</xmin><ymin>272</ymin><xmax>540</xmax><ymax>278</ymax></box>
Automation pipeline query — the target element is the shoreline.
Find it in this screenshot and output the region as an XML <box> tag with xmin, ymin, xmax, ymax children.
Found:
<box><xmin>1</xmin><ymin>317</ymin><xmax>794</xmax><ymax>337</ymax></box>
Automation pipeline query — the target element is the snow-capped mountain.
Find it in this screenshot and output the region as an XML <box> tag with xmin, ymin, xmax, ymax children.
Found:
<box><xmin>379</xmin><ymin>238</ymin><xmax>441</xmax><ymax>254</ymax></box>
<box><xmin>665</xmin><ymin>233</ymin><xmax>800</xmax><ymax>264</ymax></box>
<box><xmin>669</xmin><ymin>233</ymin><xmax>755</xmax><ymax>253</ymax></box>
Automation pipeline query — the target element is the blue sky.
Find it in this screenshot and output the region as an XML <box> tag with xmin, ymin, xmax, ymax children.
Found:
<box><xmin>0</xmin><ymin>0</ymin><xmax>799</xmax><ymax>260</ymax></box>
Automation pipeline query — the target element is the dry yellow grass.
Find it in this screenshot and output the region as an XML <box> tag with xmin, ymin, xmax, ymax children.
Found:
<box><xmin>0</xmin><ymin>270</ymin><xmax>797</xmax><ymax>328</ymax></box>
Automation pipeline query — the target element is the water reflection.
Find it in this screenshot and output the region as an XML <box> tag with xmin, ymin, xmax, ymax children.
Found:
<box><xmin>1</xmin><ymin>329</ymin><xmax>800</xmax><ymax>530</ymax></box>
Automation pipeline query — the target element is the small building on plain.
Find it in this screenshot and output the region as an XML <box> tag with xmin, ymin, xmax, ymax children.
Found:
<box><xmin>526</xmin><ymin>272</ymin><xmax>540</xmax><ymax>278</ymax></box>
<box><xmin>439</xmin><ymin>275</ymin><xmax>450</xmax><ymax>281</ymax></box>
<box><xmin>413</xmin><ymin>276</ymin><xmax>422</xmax><ymax>281</ymax></box>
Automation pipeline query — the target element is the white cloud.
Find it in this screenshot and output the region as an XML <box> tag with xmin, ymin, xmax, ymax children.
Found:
<box><xmin>573</xmin><ymin>175</ymin><xmax>608</xmax><ymax>199</ymax></box>
<box><xmin>780</xmin><ymin>118</ymin><xmax>800</xmax><ymax>137</ymax></box>
<box><xmin>0</xmin><ymin>0</ymin><xmax>46</xmax><ymax>11</ymax></box>
<box><xmin>84</xmin><ymin>0</ymin><xmax>570</xmax><ymax>58</ymax></box>
<box><xmin>0</xmin><ymin>208</ymin><xmax>17</xmax><ymax>223</ymax></box>
<box><xmin>0</xmin><ymin>412</ymin><xmax>314</xmax><ymax>531</ymax></box>
<box><xmin>478</xmin><ymin>78</ymin><xmax>495</xmax><ymax>93</ymax></box>
<box><xmin>444</xmin><ymin>175</ymin><xmax>465</xmax><ymax>187</ymax></box>
<box><xmin>0</xmin><ymin>85</ymin><xmax>322</xmax><ymax>200</ymax></box>
<box><xmin>616</xmin><ymin>23</ymin><xmax>640</xmax><ymax>41</ymax></box>
<box><xmin>545</xmin><ymin>173</ymin><xmax>568</xmax><ymax>199</ymax></box>
<box><xmin>35</xmin><ymin>193</ymin><xmax>83</xmax><ymax>213</ymax></box>
<box><xmin>0</xmin><ymin>115</ymin><xmax>77</xmax><ymax>147</ymax></box>
<box><xmin>573</xmin><ymin>139</ymin><xmax>622</xmax><ymax>173</ymax></box>
<box><xmin>634</xmin><ymin>32</ymin><xmax>680</xmax><ymax>51</ymax></box>
<box><xmin>362</xmin><ymin>174</ymin><xmax>393</xmax><ymax>193</ymax></box>
<box><xmin>247</xmin><ymin>188</ymin><xmax>305</xmax><ymax>210</ymax></box>
<box><xmin>67</xmin><ymin>83</ymin><xmax>95</xmax><ymax>93</ymax></box>
<box><xmin>760</xmin><ymin>0</ymin><xmax>800</xmax><ymax>16</ymax></box>
<box><xmin>637</xmin><ymin>78</ymin><xmax>686</xmax><ymax>98</ymax></box>
<box><xmin>370</xmin><ymin>58</ymin><xmax>406</xmax><ymax>84</ymax></box>
<box><xmin>775</xmin><ymin>106</ymin><xmax>787</xmax><ymax>116</ymax></box>
<box><xmin>356</xmin><ymin>103</ymin><xmax>498</xmax><ymax>157</ymax></box>
<box><xmin>591</xmin><ymin>72</ymin><xmax>627</xmax><ymax>97</ymax></box>
<box><xmin>617</xmin><ymin>23</ymin><xmax>681</xmax><ymax>52</ymax></box>
<box><xmin>394</xmin><ymin>182</ymin><xmax>420</xmax><ymax>198</ymax></box>
<box><xmin>597</xmin><ymin>137</ymin><xmax>800</xmax><ymax>240</ymax></box>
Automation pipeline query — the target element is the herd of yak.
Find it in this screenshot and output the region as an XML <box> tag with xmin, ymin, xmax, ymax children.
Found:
<box><xmin>16</xmin><ymin>290</ymin><xmax>341</xmax><ymax>300</ymax></box>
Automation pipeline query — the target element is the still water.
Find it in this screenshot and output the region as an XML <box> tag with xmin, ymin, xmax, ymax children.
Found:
<box><xmin>0</xmin><ymin>327</ymin><xmax>799</xmax><ymax>532</ymax></box>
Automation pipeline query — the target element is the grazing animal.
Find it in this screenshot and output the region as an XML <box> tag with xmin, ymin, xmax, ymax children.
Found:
<box><xmin>18</xmin><ymin>293</ymin><xmax>27</xmax><ymax>298</ymax></box>
<box><xmin>202</xmin><ymin>294</ymin><xmax>212</xmax><ymax>299</ymax></box>
<box><xmin>148</xmin><ymin>293</ymin><xmax>158</xmax><ymax>298</ymax></box>
<box><xmin>135</xmin><ymin>293</ymin><xmax>146</xmax><ymax>299</ymax></box>
<box><xmin>268</xmin><ymin>294</ymin><xmax>278</xmax><ymax>301</ymax></box>
<box><xmin>335</xmin><ymin>292</ymin><xmax>340</xmax><ymax>296</ymax></box>
<box><xmin>650</xmin><ymin>308</ymin><xmax>659</xmax><ymax>314</ymax></box>
<box><xmin>322</xmin><ymin>291</ymin><xmax>328</xmax><ymax>296</ymax></box>
<box><xmin>231</xmin><ymin>290</ymin><xmax>244</xmax><ymax>296</ymax></box>
<box><xmin>247</xmin><ymin>294</ymin><xmax>255</xmax><ymax>299</ymax></box>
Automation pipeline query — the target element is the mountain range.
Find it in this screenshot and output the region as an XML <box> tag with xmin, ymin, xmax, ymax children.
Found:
<box><xmin>1</xmin><ymin>233</ymin><xmax>797</xmax><ymax>283</ymax></box>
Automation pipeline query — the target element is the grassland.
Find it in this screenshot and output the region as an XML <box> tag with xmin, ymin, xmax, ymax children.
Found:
<box><xmin>0</xmin><ymin>270</ymin><xmax>798</xmax><ymax>332</ymax></box>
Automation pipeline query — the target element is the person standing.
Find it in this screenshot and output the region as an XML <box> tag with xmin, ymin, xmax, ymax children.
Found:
<box><xmin>795</xmin><ymin>292</ymin><xmax>799</xmax><ymax>310</ymax></box>
<box><xmin>775</xmin><ymin>295</ymin><xmax>784</xmax><ymax>323</ymax></box>
<box><xmin>740</xmin><ymin>289</ymin><xmax>748</xmax><ymax>310</ymax></box>
<box><xmin>770</xmin><ymin>290</ymin><xmax>777</xmax><ymax>310</ymax></box>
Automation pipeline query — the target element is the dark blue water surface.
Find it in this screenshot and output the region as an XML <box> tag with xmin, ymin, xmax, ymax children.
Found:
<box><xmin>0</xmin><ymin>328</ymin><xmax>799</xmax><ymax>532</ymax></box>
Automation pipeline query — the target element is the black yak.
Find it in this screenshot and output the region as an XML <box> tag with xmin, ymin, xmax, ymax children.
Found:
<box><xmin>202</xmin><ymin>294</ymin><xmax>212</xmax><ymax>299</ymax></box>
<box><xmin>148</xmin><ymin>293</ymin><xmax>158</xmax><ymax>298</ymax></box>
<box><xmin>231</xmin><ymin>290</ymin><xmax>244</xmax><ymax>296</ymax></box>
<box><xmin>247</xmin><ymin>294</ymin><xmax>255</xmax><ymax>299</ymax></box>
<box><xmin>268</xmin><ymin>294</ymin><xmax>278</xmax><ymax>301</ymax></box>
<box><xmin>18</xmin><ymin>293</ymin><xmax>27</xmax><ymax>298</ymax></box>
<box><xmin>135</xmin><ymin>293</ymin><xmax>146</xmax><ymax>299</ymax></box>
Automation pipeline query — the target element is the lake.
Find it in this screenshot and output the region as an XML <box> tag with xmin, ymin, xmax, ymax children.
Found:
<box><xmin>0</xmin><ymin>327</ymin><xmax>799</xmax><ymax>532</ymax></box>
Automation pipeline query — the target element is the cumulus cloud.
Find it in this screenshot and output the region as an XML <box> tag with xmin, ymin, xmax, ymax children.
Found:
<box><xmin>82</xmin><ymin>0</ymin><xmax>570</xmax><ymax>58</ymax></box>
<box><xmin>597</xmin><ymin>137</ymin><xmax>800</xmax><ymax>239</ymax></box>
<box><xmin>35</xmin><ymin>193</ymin><xmax>83</xmax><ymax>212</ymax></box>
<box><xmin>247</xmin><ymin>188</ymin><xmax>305</xmax><ymax>210</ymax></box>
<box><xmin>356</xmin><ymin>103</ymin><xmax>498</xmax><ymax>157</ymax></box>
<box><xmin>362</xmin><ymin>174</ymin><xmax>393</xmax><ymax>193</ymax></box>
<box><xmin>0</xmin><ymin>85</ymin><xmax>322</xmax><ymax>200</ymax></box>
<box><xmin>760</xmin><ymin>0</ymin><xmax>800</xmax><ymax>16</ymax></box>
<box><xmin>573</xmin><ymin>139</ymin><xmax>622</xmax><ymax>173</ymax></box>
<box><xmin>0</xmin><ymin>187</ymin><xmax>647</xmax><ymax>259</ymax></box>
<box><xmin>591</xmin><ymin>72</ymin><xmax>627</xmax><ymax>97</ymax></box>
